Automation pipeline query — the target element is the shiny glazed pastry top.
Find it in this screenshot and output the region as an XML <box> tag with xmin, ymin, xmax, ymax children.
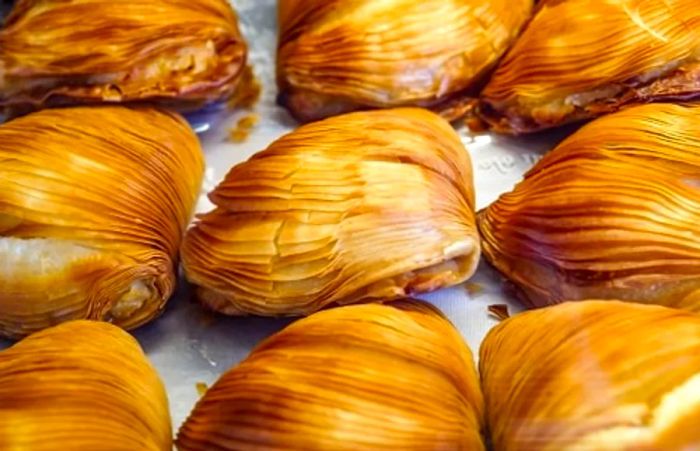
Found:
<box><xmin>0</xmin><ymin>320</ymin><xmax>172</xmax><ymax>451</ymax></box>
<box><xmin>277</xmin><ymin>0</ymin><xmax>533</xmax><ymax>122</ymax></box>
<box><xmin>0</xmin><ymin>0</ymin><xmax>249</xmax><ymax>114</ymax></box>
<box><xmin>479</xmin><ymin>0</ymin><xmax>700</xmax><ymax>134</ymax></box>
<box><xmin>182</xmin><ymin>108</ymin><xmax>480</xmax><ymax>316</ymax></box>
<box><xmin>0</xmin><ymin>106</ymin><xmax>204</xmax><ymax>338</ymax></box>
<box><xmin>478</xmin><ymin>103</ymin><xmax>700</xmax><ymax>312</ymax></box>
<box><xmin>480</xmin><ymin>301</ymin><xmax>700</xmax><ymax>450</ymax></box>
<box><xmin>177</xmin><ymin>300</ymin><xmax>485</xmax><ymax>450</ymax></box>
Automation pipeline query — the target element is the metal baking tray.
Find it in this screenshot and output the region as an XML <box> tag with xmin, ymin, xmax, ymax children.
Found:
<box><xmin>0</xmin><ymin>0</ymin><xmax>565</xmax><ymax>431</ymax></box>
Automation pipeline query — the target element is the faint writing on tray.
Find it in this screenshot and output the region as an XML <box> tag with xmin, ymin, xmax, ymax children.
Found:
<box><xmin>477</xmin><ymin>153</ymin><xmax>542</xmax><ymax>174</ymax></box>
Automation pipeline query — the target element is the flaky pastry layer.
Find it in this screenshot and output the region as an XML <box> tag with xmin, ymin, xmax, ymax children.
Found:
<box><xmin>183</xmin><ymin>108</ymin><xmax>479</xmax><ymax>316</ymax></box>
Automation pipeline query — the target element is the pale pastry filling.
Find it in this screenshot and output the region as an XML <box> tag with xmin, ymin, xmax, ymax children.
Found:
<box><xmin>1</xmin><ymin>41</ymin><xmax>218</xmax><ymax>98</ymax></box>
<box><xmin>0</xmin><ymin>237</ymin><xmax>150</xmax><ymax>319</ymax></box>
<box><xmin>0</xmin><ymin>237</ymin><xmax>101</xmax><ymax>280</ymax></box>
<box><xmin>568</xmin><ymin>373</ymin><xmax>700</xmax><ymax>449</ymax></box>
<box><xmin>110</xmin><ymin>279</ymin><xmax>150</xmax><ymax>320</ymax></box>
<box><xmin>132</xmin><ymin>40</ymin><xmax>218</xmax><ymax>85</ymax></box>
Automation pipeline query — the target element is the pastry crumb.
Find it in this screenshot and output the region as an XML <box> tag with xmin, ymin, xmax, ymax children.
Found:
<box><xmin>228</xmin><ymin>65</ymin><xmax>261</xmax><ymax>109</ymax></box>
<box><xmin>488</xmin><ymin>304</ymin><xmax>510</xmax><ymax>321</ymax></box>
<box><xmin>464</xmin><ymin>282</ymin><xmax>484</xmax><ymax>297</ymax></box>
<box><xmin>196</xmin><ymin>382</ymin><xmax>209</xmax><ymax>397</ymax></box>
<box><xmin>229</xmin><ymin>113</ymin><xmax>260</xmax><ymax>143</ymax></box>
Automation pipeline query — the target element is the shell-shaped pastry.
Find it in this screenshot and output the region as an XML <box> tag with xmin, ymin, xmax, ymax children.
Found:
<box><xmin>479</xmin><ymin>0</ymin><xmax>700</xmax><ymax>134</ymax></box>
<box><xmin>0</xmin><ymin>0</ymin><xmax>250</xmax><ymax>114</ymax></box>
<box><xmin>478</xmin><ymin>103</ymin><xmax>700</xmax><ymax>312</ymax></box>
<box><xmin>177</xmin><ymin>300</ymin><xmax>485</xmax><ymax>450</ymax></box>
<box><xmin>277</xmin><ymin>0</ymin><xmax>533</xmax><ymax>122</ymax></box>
<box><xmin>480</xmin><ymin>301</ymin><xmax>700</xmax><ymax>450</ymax></box>
<box><xmin>0</xmin><ymin>320</ymin><xmax>171</xmax><ymax>450</ymax></box>
<box><xmin>182</xmin><ymin>108</ymin><xmax>479</xmax><ymax>316</ymax></box>
<box><xmin>0</xmin><ymin>106</ymin><xmax>204</xmax><ymax>338</ymax></box>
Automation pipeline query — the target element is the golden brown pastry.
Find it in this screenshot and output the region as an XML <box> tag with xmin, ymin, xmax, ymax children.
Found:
<box><xmin>177</xmin><ymin>300</ymin><xmax>485</xmax><ymax>450</ymax></box>
<box><xmin>0</xmin><ymin>106</ymin><xmax>204</xmax><ymax>338</ymax></box>
<box><xmin>479</xmin><ymin>0</ymin><xmax>700</xmax><ymax>134</ymax></box>
<box><xmin>277</xmin><ymin>0</ymin><xmax>533</xmax><ymax>123</ymax></box>
<box><xmin>182</xmin><ymin>108</ymin><xmax>479</xmax><ymax>316</ymax></box>
<box><xmin>0</xmin><ymin>320</ymin><xmax>171</xmax><ymax>450</ymax></box>
<box><xmin>480</xmin><ymin>301</ymin><xmax>700</xmax><ymax>450</ymax></box>
<box><xmin>0</xmin><ymin>0</ymin><xmax>250</xmax><ymax>115</ymax></box>
<box><xmin>478</xmin><ymin>103</ymin><xmax>700</xmax><ymax>312</ymax></box>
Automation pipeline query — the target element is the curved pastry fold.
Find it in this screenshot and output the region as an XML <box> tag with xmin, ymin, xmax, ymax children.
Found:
<box><xmin>277</xmin><ymin>0</ymin><xmax>533</xmax><ymax>122</ymax></box>
<box><xmin>0</xmin><ymin>320</ymin><xmax>171</xmax><ymax>450</ymax></box>
<box><xmin>177</xmin><ymin>300</ymin><xmax>485</xmax><ymax>450</ymax></box>
<box><xmin>0</xmin><ymin>106</ymin><xmax>204</xmax><ymax>338</ymax></box>
<box><xmin>479</xmin><ymin>0</ymin><xmax>700</xmax><ymax>134</ymax></box>
<box><xmin>0</xmin><ymin>0</ymin><xmax>249</xmax><ymax>114</ymax></box>
<box><xmin>182</xmin><ymin>108</ymin><xmax>479</xmax><ymax>316</ymax></box>
<box><xmin>480</xmin><ymin>301</ymin><xmax>700</xmax><ymax>450</ymax></box>
<box><xmin>478</xmin><ymin>103</ymin><xmax>700</xmax><ymax>311</ymax></box>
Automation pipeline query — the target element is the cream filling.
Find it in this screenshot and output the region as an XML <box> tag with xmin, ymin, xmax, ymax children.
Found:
<box><xmin>134</xmin><ymin>41</ymin><xmax>217</xmax><ymax>84</ymax></box>
<box><xmin>111</xmin><ymin>279</ymin><xmax>150</xmax><ymax>320</ymax></box>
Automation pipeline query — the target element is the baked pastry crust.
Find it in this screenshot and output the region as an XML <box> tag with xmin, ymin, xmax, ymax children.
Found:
<box><xmin>183</xmin><ymin>108</ymin><xmax>480</xmax><ymax>316</ymax></box>
<box><xmin>0</xmin><ymin>320</ymin><xmax>171</xmax><ymax>450</ymax></box>
<box><xmin>0</xmin><ymin>0</ymin><xmax>249</xmax><ymax>114</ymax></box>
<box><xmin>177</xmin><ymin>300</ymin><xmax>485</xmax><ymax>450</ymax></box>
<box><xmin>478</xmin><ymin>103</ymin><xmax>700</xmax><ymax>312</ymax></box>
<box><xmin>479</xmin><ymin>0</ymin><xmax>700</xmax><ymax>134</ymax></box>
<box><xmin>277</xmin><ymin>0</ymin><xmax>532</xmax><ymax>122</ymax></box>
<box><xmin>480</xmin><ymin>301</ymin><xmax>700</xmax><ymax>451</ymax></box>
<box><xmin>0</xmin><ymin>106</ymin><xmax>204</xmax><ymax>338</ymax></box>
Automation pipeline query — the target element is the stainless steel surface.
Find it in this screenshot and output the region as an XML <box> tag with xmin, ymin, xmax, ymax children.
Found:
<box><xmin>0</xmin><ymin>0</ymin><xmax>566</xmax><ymax>432</ymax></box>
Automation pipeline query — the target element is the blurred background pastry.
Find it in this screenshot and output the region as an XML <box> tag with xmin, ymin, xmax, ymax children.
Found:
<box><xmin>0</xmin><ymin>0</ymin><xmax>252</xmax><ymax>117</ymax></box>
<box><xmin>479</xmin><ymin>0</ymin><xmax>700</xmax><ymax>133</ymax></box>
<box><xmin>277</xmin><ymin>0</ymin><xmax>532</xmax><ymax>122</ymax></box>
